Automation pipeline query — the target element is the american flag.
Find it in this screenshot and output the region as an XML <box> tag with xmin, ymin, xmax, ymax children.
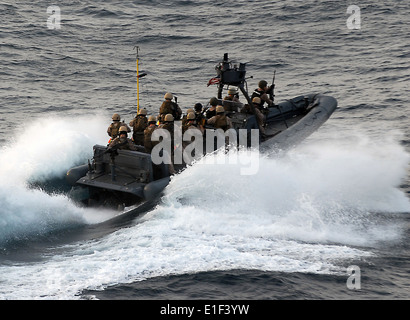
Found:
<box><xmin>207</xmin><ymin>76</ymin><xmax>220</xmax><ymax>86</ymax></box>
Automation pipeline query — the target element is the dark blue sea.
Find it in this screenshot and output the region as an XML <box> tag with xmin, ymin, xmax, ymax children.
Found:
<box><xmin>1</xmin><ymin>0</ymin><xmax>409</xmax><ymax>307</ymax></box>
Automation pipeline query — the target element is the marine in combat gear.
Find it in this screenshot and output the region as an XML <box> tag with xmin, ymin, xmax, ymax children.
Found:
<box><xmin>107</xmin><ymin>113</ymin><xmax>131</xmax><ymax>142</ymax></box>
<box><xmin>251</xmin><ymin>80</ymin><xmax>274</xmax><ymax>108</ymax></box>
<box><xmin>144</xmin><ymin>115</ymin><xmax>158</xmax><ymax>153</ymax></box>
<box><xmin>108</xmin><ymin>126</ymin><xmax>140</xmax><ymax>151</ymax></box>
<box><xmin>207</xmin><ymin>105</ymin><xmax>232</xmax><ymax>130</ymax></box>
<box><xmin>159</xmin><ymin>92</ymin><xmax>182</xmax><ymax>122</ymax></box>
<box><xmin>129</xmin><ymin>108</ymin><xmax>148</xmax><ymax>146</ymax></box>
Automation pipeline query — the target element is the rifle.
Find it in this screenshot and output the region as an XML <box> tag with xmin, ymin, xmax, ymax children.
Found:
<box><xmin>105</xmin><ymin>139</ymin><xmax>129</xmax><ymax>181</ymax></box>
<box><xmin>268</xmin><ymin>70</ymin><xmax>276</xmax><ymax>103</ymax></box>
<box><xmin>104</xmin><ymin>139</ymin><xmax>129</xmax><ymax>155</ymax></box>
<box><xmin>268</xmin><ymin>70</ymin><xmax>288</xmax><ymax>128</ymax></box>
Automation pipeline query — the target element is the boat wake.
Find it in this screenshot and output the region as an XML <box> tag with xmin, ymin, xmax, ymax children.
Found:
<box><xmin>0</xmin><ymin>115</ymin><xmax>118</xmax><ymax>246</ymax></box>
<box><xmin>0</xmin><ymin>116</ymin><xmax>409</xmax><ymax>299</ymax></box>
<box><xmin>163</xmin><ymin>132</ymin><xmax>410</xmax><ymax>247</ymax></box>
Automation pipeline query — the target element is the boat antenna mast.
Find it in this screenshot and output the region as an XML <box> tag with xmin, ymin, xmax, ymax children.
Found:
<box><xmin>133</xmin><ymin>45</ymin><xmax>147</xmax><ymax>113</ymax></box>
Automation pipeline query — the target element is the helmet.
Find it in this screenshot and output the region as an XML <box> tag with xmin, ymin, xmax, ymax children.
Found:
<box><xmin>148</xmin><ymin>115</ymin><xmax>156</xmax><ymax>122</ymax></box>
<box><xmin>164</xmin><ymin>92</ymin><xmax>173</xmax><ymax>100</ymax></box>
<box><xmin>252</xmin><ymin>97</ymin><xmax>261</xmax><ymax>104</ymax></box>
<box><xmin>209</xmin><ymin>97</ymin><xmax>219</xmax><ymax>106</ymax></box>
<box><xmin>164</xmin><ymin>114</ymin><xmax>174</xmax><ymax>122</ymax></box>
<box><xmin>187</xmin><ymin>112</ymin><xmax>196</xmax><ymax>120</ymax></box>
<box><xmin>138</xmin><ymin>108</ymin><xmax>147</xmax><ymax>116</ymax></box>
<box><xmin>119</xmin><ymin>126</ymin><xmax>128</xmax><ymax>134</ymax></box>
<box><xmin>216</xmin><ymin>106</ymin><xmax>225</xmax><ymax>114</ymax></box>
<box><xmin>112</xmin><ymin>113</ymin><xmax>120</xmax><ymax>121</ymax></box>
<box><xmin>258</xmin><ymin>80</ymin><xmax>268</xmax><ymax>89</ymax></box>
<box><xmin>228</xmin><ymin>87</ymin><xmax>238</xmax><ymax>95</ymax></box>
<box><xmin>194</xmin><ymin>103</ymin><xmax>203</xmax><ymax>112</ymax></box>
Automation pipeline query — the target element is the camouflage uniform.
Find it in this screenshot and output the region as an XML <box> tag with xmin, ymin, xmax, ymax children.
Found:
<box><xmin>108</xmin><ymin>136</ymin><xmax>140</xmax><ymax>151</ymax></box>
<box><xmin>159</xmin><ymin>100</ymin><xmax>182</xmax><ymax>122</ymax></box>
<box><xmin>144</xmin><ymin>124</ymin><xmax>157</xmax><ymax>153</ymax></box>
<box><xmin>129</xmin><ymin>115</ymin><xmax>148</xmax><ymax>146</ymax></box>
<box><xmin>107</xmin><ymin>121</ymin><xmax>131</xmax><ymax>140</ymax></box>
<box><xmin>207</xmin><ymin>114</ymin><xmax>232</xmax><ymax>130</ymax></box>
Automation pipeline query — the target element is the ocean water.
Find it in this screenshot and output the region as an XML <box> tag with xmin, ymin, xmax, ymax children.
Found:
<box><xmin>0</xmin><ymin>0</ymin><xmax>409</xmax><ymax>303</ymax></box>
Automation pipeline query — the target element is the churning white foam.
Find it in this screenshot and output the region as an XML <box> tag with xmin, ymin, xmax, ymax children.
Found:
<box><xmin>0</xmin><ymin>125</ymin><xmax>409</xmax><ymax>299</ymax></box>
<box><xmin>1</xmin><ymin>115</ymin><xmax>108</xmax><ymax>185</ymax></box>
<box><xmin>0</xmin><ymin>114</ymin><xmax>117</xmax><ymax>243</ymax></box>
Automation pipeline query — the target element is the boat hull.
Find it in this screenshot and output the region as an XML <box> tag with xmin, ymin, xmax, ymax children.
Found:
<box><xmin>66</xmin><ymin>93</ymin><xmax>337</xmax><ymax>211</ymax></box>
<box><xmin>261</xmin><ymin>93</ymin><xmax>337</xmax><ymax>151</ymax></box>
